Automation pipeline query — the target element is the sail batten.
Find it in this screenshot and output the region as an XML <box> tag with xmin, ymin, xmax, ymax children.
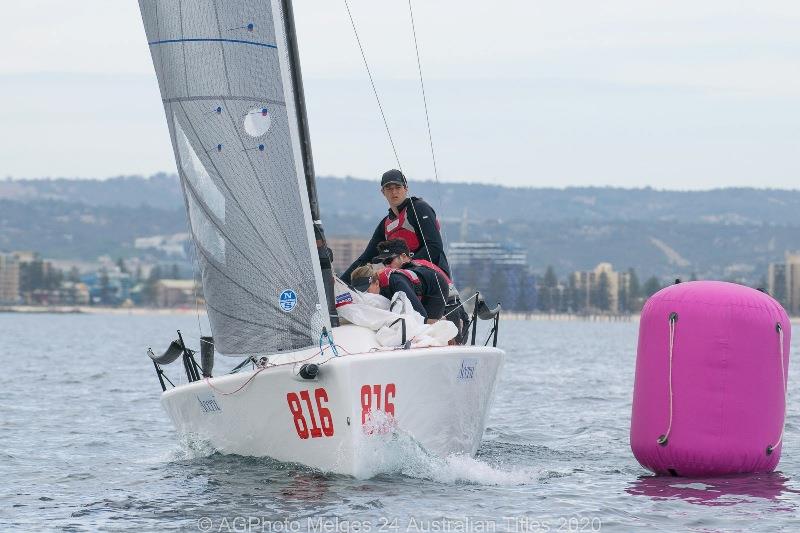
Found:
<box><xmin>174</xmin><ymin>102</ymin><xmax>306</xmax><ymax>269</ymax></box>
<box><xmin>164</xmin><ymin>96</ymin><xmax>286</xmax><ymax>105</ymax></box>
<box><xmin>140</xmin><ymin>0</ymin><xmax>330</xmax><ymax>355</ymax></box>
<box><xmin>149</xmin><ymin>38</ymin><xmax>278</xmax><ymax>48</ymax></box>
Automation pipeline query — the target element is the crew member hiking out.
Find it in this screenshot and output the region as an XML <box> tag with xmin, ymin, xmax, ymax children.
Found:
<box><xmin>341</xmin><ymin>169</ymin><xmax>450</xmax><ymax>283</ymax></box>
<box><xmin>349</xmin><ymin>260</ymin><xmax>445</xmax><ymax>324</ymax></box>
<box><xmin>372</xmin><ymin>238</ymin><xmax>470</xmax><ymax>342</ymax></box>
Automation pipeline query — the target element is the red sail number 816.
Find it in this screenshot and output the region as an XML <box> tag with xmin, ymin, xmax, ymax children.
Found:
<box><xmin>286</xmin><ymin>388</ymin><xmax>334</xmax><ymax>439</ymax></box>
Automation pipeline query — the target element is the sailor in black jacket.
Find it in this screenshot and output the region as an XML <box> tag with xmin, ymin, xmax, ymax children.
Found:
<box><xmin>341</xmin><ymin>169</ymin><xmax>450</xmax><ymax>283</ymax></box>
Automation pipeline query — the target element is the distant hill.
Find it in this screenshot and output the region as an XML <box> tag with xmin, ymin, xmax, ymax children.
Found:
<box><xmin>0</xmin><ymin>198</ymin><xmax>187</xmax><ymax>260</ymax></box>
<box><xmin>2</xmin><ymin>174</ymin><xmax>799</xmax><ymax>282</ymax></box>
<box><xmin>0</xmin><ymin>173</ymin><xmax>183</xmax><ymax>210</ymax></box>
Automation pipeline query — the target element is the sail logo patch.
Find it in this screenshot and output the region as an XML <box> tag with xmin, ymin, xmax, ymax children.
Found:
<box><xmin>457</xmin><ymin>358</ymin><xmax>478</xmax><ymax>381</ymax></box>
<box><xmin>280</xmin><ymin>289</ymin><xmax>298</xmax><ymax>312</ymax></box>
<box><xmin>335</xmin><ymin>292</ymin><xmax>353</xmax><ymax>308</ymax></box>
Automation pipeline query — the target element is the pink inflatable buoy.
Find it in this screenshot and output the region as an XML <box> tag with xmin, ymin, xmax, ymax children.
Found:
<box><xmin>630</xmin><ymin>281</ymin><xmax>790</xmax><ymax>476</ymax></box>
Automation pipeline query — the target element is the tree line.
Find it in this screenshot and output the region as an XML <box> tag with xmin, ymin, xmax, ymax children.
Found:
<box><xmin>453</xmin><ymin>262</ymin><xmax>665</xmax><ymax>313</ymax></box>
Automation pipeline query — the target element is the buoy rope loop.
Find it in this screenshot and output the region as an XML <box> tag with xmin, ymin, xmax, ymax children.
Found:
<box><xmin>658</xmin><ymin>312</ymin><xmax>678</xmax><ymax>446</ymax></box>
<box><xmin>768</xmin><ymin>322</ymin><xmax>787</xmax><ymax>455</ymax></box>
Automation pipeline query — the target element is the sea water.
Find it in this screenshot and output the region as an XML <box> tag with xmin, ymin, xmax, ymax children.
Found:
<box><xmin>1</xmin><ymin>313</ymin><xmax>799</xmax><ymax>532</ymax></box>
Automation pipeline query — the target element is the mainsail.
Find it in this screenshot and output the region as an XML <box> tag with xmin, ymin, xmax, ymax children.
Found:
<box><xmin>139</xmin><ymin>0</ymin><xmax>330</xmax><ymax>355</ymax></box>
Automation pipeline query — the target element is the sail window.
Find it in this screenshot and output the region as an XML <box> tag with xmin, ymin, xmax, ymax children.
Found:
<box><xmin>243</xmin><ymin>107</ymin><xmax>271</xmax><ymax>137</ymax></box>
<box><xmin>174</xmin><ymin>115</ymin><xmax>226</xmax><ymax>221</ymax></box>
<box><xmin>187</xmin><ymin>192</ymin><xmax>226</xmax><ymax>264</ymax></box>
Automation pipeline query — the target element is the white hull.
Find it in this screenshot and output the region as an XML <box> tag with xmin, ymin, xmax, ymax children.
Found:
<box><xmin>160</xmin><ymin>326</ymin><xmax>504</xmax><ymax>477</ymax></box>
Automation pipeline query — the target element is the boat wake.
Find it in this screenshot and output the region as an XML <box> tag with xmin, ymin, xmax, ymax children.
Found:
<box><xmin>163</xmin><ymin>419</ymin><xmax>540</xmax><ymax>486</ymax></box>
<box><xmin>353</xmin><ymin>413</ymin><xmax>542</xmax><ymax>485</ymax></box>
<box><xmin>172</xmin><ymin>433</ymin><xmax>217</xmax><ymax>461</ymax></box>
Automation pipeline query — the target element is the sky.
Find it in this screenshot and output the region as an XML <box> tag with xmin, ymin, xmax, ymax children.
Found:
<box><xmin>1</xmin><ymin>1</ymin><xmax>799</xmax><ymax>189</ymax></box>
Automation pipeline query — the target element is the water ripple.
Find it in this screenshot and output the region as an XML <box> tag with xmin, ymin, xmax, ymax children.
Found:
<box><xmin>2</xmin><ymin>314</ymin><xmax>799</xmax><ymax>531</ymax></box>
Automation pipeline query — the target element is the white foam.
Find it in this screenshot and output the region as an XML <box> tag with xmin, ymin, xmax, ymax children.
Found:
<box><xmin>353</xmin><ymin>413</ymin><xmax>542</xmax><ymax>485</ymax></box>
<box><xmin>171</xmin><ymin>432</ymin><xmax>217</xmax><ymax>461</ymax></box>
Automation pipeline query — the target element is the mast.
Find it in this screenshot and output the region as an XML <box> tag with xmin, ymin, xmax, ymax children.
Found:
<box><xmin>281</xmin><ymin>0</ymin><xmax>339</xmax><ymax>326</ymax></box>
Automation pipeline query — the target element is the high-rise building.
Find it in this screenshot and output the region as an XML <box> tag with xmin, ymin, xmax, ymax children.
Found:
<box><xmin>768</xmin><ymin>252</ymin><xmax>800</xmax><ymax>314</ymax></box>
<box><xmin>449</xmin><ymin>242</ymin><xmax>527</xmax><ymax>268</ymax></box>
<box><xmin>447</xmin><ymin>241</ymin><xmax>535</xmax><ymax>311</ymax></box>
<box><xmin>768</xmin><ymin>263</ymin><xmax>788</xmax><ymax>309</ymax></box>
<box><xmin>328</xmin><ymin>238</ymin><xmax>370</xmax><ymax>277</ymax></box>
<box><xmin>0</xmin><ymin>253</ymin><xmax>21</xmax><ymax>304</ymax></box>
<box><xmin>13</xmin><ymin>251</ymin><xmax>57</xmax><ymax>304</ymax></box>
<box><xmin>571</xmin><ymin>263</ymin><xmax>629</xmax><ymax>313</ymax></box>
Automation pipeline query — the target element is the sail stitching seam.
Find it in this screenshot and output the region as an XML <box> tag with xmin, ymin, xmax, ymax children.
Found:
<box><xmin>211</xmin><ymin>0</ymin><xmax>234</xmax><ymax>96</ymax></box>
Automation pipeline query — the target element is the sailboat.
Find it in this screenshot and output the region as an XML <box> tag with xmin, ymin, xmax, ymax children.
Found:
<box><xmin>139</xmin><ymin>0</ymin><xmax>504</xmax><ymax>477</ymax></box>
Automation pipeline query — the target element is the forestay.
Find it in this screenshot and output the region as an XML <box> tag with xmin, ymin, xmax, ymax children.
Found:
<box><xmin>139</xmin><ymin>0</ymin><xmax>329</xmax><ymax>355</ymax></box>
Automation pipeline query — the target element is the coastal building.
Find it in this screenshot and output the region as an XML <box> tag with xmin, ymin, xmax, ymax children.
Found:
<box><xmin>82</xmin><ymin>267</ymin><xmax>133</xmax><ymax>306</ymax></box>
<box><xmin>134</xmin><ymin>233</ymin><xmax>191</xmax><ymax>258</ymax></box>
<box><xmin>0</xmin><ymin>253</ymin><xmax>20</xmax><ymax>303</ymax></box>
<box><xmin>447</xmin><ymin>241</ymin><xmax>536</xmax><ymax>311</ymax></box>
<box><xmin>571</xmin><ymin>263</ymin><xmax>630</xmax><ymax>313</ymax></box>
<box><xmin>328</xmin><ymin>238</ymin><xmax>370</xmax><ymax>276</ymax></box>
<box><xmin>59</xmin><ymin>282</ymin><xmax>91</xmax><ymax>306</ymax></box>
<box><xmin>13</xmin><ymin>251</ymin><xmax>58</xmax><ymax>304</ymax></box>
<box><xmin>155</xmin><ymin>279</ymin><xmax>198</xmax><ymax>307</ymax></box>
<box><xmin>449</xmin><ymin>242</ymin><xmax>528</xmax><ymax>268</ymax></box>
<box><xmin>768</xmin><ymin>252</ymin><xmax>800</xmax><ymax>314</ymax></box>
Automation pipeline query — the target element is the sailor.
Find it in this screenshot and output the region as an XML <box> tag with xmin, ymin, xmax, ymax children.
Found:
<box><xmin>349</xmin><ymin>261</ymin><xmax>445</xmax><ymax>324</ymax></box>
<box><xmin>373</xmin><ymin>239</ymin><xmax>470</xmax><ymax>341</ymax></box>
<box><xmin>341</xmin><ymin>169</ymin><xmax>450</xmax><ymax>283</ymax></box>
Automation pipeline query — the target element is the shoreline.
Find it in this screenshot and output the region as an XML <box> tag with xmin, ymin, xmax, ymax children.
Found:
<box><xmin>502</xmin><ymin>312</ymin><xmax>637</xmax><ymax>322</ymax></box>
<box><xmin>0</xmin><ymin>305</ymin><xmax>205</xmax><ymax>315</ymax></box>
<box><xmin>4</xmin><ymin>306</ymin><xmax>800</xmax><ymax>324</ymax></box>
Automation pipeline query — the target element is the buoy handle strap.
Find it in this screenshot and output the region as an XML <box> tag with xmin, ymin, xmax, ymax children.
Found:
<box><xmin>658</xmin><ymin>312</ymin><xmax>678</xmax><ymax>446</ymax></box>
<box><xmin>767</xmin><ymin>321</ymin><xmax>787</xmax><ymax>455</ymax></box>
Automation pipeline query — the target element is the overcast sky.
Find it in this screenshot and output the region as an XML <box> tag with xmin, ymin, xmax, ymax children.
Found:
<box><xmin>1</xmin><ymin>1</ymin><xmax>799</xmax><ymax>189</ymax></box>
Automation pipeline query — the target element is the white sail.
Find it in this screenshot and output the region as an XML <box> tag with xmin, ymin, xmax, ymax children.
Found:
<box><xmin>139</xmin><ymin>0</ymin><xmax>330</xmax><ymax>355</ymax></box>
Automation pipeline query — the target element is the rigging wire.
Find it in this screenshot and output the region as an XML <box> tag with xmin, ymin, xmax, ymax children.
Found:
<box><xmin>403</xmin><ymin>0</ymin><xmax>448</xmax><ymax>302</ymax></box>
<box><xmin>343</xmin><ymin>0</ymin><xmax>447</xmax><ymax>304</ymax></box>
<box><xmin>406</xmin><ymin>0</ymin><xmax>452</xmax><ymax>272</ymax></box>
<box><xmin>407</xmin><ymin>0</ymin><xmax>439</xmax><ymax>185</ymax></box>
<box><xmin>343</xmin><ymin>0</ymin><xmax>403</xmax><ymax>170</ymax></box>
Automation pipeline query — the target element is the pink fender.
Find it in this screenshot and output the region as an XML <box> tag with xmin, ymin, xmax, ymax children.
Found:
<box><xmin>630</xmin><ymin>281</ymin><xmax>790</xmax><ymax>476</ymax></box>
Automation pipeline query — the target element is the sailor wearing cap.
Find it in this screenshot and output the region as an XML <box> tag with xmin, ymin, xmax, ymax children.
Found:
<box><xmin>341</xmin><ymin>169</ymin><xmax>450</xmax><ymax>284</ymax></box>
<box><xmin>349</xmin><ymin>264</ymin><xmax>437</xmax><ymax>324</ymax></box>
<box><xmin>349</xmin><ymin>238</ymin><xmax>451</xmax><ymax>324</ymax></box>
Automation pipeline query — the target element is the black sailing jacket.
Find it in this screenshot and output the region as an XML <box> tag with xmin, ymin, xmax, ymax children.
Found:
<box><xmin>341</xmin><ymin>197</ymin><xmax>451</xmax><ymax>283</ymax></box>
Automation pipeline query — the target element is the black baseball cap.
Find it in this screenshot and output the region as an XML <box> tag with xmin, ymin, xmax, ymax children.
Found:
<box><xmin>373</xmin><ymin>238</ymin><xmax>411</xmax><ymax>263</ymax></box>
<box><xmin>380</xmin><ymin>169</ymin><xmax>407</xmax><ymax>188</ymax></box>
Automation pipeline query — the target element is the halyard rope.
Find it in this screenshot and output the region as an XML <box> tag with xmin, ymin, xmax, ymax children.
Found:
<box><xmin>343</xmin><ymin>0</ymin><xmax>448</xmax><ymax>305</ymax></box>
<box><xmin>404</xmin><ymin>0</ymin><xmax>448</xmax><ymax>305</ymax></box>
<box><xmin>343</xmin><ymin>0</ymin><xmax>402</xmax><ymax>170</ymax></box>
<box><xmin>408</xmin><ymin>0</ymin><xmax>440</xmax><ymax>188</ymax></box>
